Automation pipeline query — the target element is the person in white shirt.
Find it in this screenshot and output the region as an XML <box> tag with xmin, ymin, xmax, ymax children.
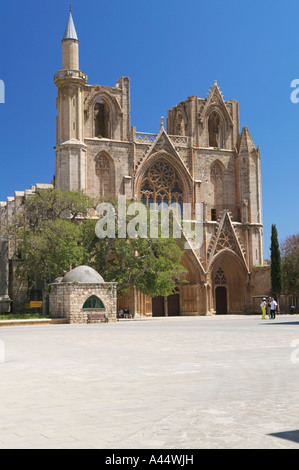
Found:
<box><xmin>270</xmin><ymin>298</ymin><xmax>278</xmax><ymax>319</ymax></box>
<box><xmin>266</xmin><ymin>297</ymin><xmax>271</xmax><ymax>318</ymax></box>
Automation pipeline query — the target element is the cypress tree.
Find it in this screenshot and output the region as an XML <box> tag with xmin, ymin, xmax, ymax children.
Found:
<box><xmin>270</xmin><ymin>224</ymin><xmax>283</xmax><ymax>298</ymax></box>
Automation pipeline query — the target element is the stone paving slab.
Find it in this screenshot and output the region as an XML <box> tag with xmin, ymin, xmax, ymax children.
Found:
<box><xmin>0</xmin><ymin>315</ymin><xmax>299</xmax><ymax>449</ymax></box>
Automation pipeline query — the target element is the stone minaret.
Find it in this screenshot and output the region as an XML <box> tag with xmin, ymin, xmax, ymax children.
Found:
<box><xmin>54</xmin><ymin>8</ymin><xmax>87</xmax><ymax>191</ymax></box>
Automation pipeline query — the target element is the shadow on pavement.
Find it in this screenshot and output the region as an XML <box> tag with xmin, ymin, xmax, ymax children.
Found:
<box><xmin>261</xmin><ymin>321</ymin><xmax>299</xmax><ymax>326</ymax></box>
<box><xmin>269</xmin><ymin>430</ymin><xmax>299</xmax><ymax>444</ymax></box>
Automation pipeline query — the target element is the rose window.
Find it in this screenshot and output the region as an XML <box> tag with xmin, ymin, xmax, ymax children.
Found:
<box><xmin>140</xmin><ymin>161</ymin><xmax>184</xmax><ymax>209</ymax></box>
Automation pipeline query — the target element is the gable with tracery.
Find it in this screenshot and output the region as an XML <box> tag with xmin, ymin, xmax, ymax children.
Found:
<box><xmin>139</xmin><ymin>160</ymin><xmax>184</xmax><ymax>209</ymax></box>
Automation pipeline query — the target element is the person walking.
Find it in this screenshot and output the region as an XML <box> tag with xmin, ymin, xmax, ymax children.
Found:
<box><xmin>260</xmin><ymin>298</ymin><xmax>267</xmax><ymax>319</ymax></box>
<box><xmin>270</xmin><ymin>298</ymin><xmax>278</xmax><ymax>319</ymax></box>
<box><xmin>266</xmin><ymin>298</ymin><xmax>271</xmax><ymax>319</ymax></box>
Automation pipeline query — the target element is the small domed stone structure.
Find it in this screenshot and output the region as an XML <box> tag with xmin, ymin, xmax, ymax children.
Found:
<box><xmin>49</xmin><ymin>266</ymin><xmax>117</xmax><ymax>324</ymax></box>
<box><xmin>62</xmin><ymin>265</ymin><xmax>105</xmax><ymax>284</ymax></box>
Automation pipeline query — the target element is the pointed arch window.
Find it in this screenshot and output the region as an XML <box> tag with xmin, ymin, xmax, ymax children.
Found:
<box><xmin>210</xmin><ymin>161</ymin><xmax>225</xmax><ymax>220</ymax></box>
<box><xmin>208</xmin><ymin>112</ymin><xmax>222</xmax><ymax>148</ymax></box>
<box><xmin>94</xmin><ymin>99</ymin><xmax>110</xmax><ymax>138</ymax></box>
<box><xmin>140</xmin><ymin>160</ymin><xmax>184</xmax><ymax>211</ymax></box>
<box><xmin>177</xmin><ymin>114</ymin><xmax>186</xmax><ymax>136</ymax></box>
<box><xmin>95</xmin><ymin>153</ymin><xmax>114</xmax><ymax>196</ymax></box>
<box><xmin>211</xmin><ymin>162</ymin><xmax>223</xmax><ymax>182</ymax></box>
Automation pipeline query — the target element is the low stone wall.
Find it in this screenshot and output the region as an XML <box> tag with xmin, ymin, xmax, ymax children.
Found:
<box><xmin>252</xmin><ymin>265</ymin><xmax>271</xmax><ymax>298</ymax></box>
<box><xmin>49</xmin><ymin>282</ymin><xmax>117</xmax><ymax>323</ymax></box>
<box><xmin>250</xmin><ymin>265</ymin><xmax>271</xmax><ymax>311</ymax></box>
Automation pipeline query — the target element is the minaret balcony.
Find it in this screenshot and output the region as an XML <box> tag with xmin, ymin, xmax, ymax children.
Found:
<box><xmin>54</xmin><ymin>70</ymin><xmax>87</xmax><ymax>83</ymax></box>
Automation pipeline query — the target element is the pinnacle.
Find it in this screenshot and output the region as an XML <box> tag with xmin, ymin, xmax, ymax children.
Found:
<box><xmin>63</xmin><ymin>11</ymin><xmax>78</xmax><ymax>41</ymax></box>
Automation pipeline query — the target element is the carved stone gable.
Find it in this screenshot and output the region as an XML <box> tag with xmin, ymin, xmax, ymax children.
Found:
<box><xmin>215</xmin><ymin>218</ymin><xmax>239</xmax><ymax>254</ymax></box>
<box><xmin>207</xmin><ymin>211</ymin><xmax>248</xmax><ymax>272</ymax></box>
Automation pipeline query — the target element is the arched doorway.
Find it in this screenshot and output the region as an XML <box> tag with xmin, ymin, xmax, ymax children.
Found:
<box><xmin>211</xmin><ymin>250</ymin><xmax>248</xmax><ymax>314</ymax></box>
<box><xmin>152</xmin><ymin>296</ymin><xmax>164</xmax><ymax>317</ymax></box>
<box><xmin>152</xmin><ymin>289</ymin><xmax>180</xmax><ymax>317</ymax></box>
<box><xmin>215</xmin><ymin>286</ymin><xmax>227</xmax><ymax>314</ymax></box>
<box><xmin>167</xmin><ymin>291</ymin><xmax>180</xmax><ymax>316</ymax></box>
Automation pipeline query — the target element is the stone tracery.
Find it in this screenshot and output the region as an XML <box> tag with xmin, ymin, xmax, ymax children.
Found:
<box><xmin>95</xmin><ymin>153</ymin><xmax>113</xmax><ymax>196</ymax></box>
<box><xmin>140</xmin><ymin>160</ymin><xmax>184</xmax><ymax>208</ymax></box>
<box><xmin>214</xmin><ymin>268</ymin><xmax>227</xmax><ymax>285</ymax></box>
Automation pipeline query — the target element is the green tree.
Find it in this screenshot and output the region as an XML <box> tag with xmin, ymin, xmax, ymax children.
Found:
<box><xmin>81</xmin><ymin>199</ymin><xmax>187</xmax><ymax>297</ymax></box>
<box><xmin>270</xmin><ymin>224</ymin><xmax>283</xmax><ymax>299</ymax></box>
<box><xmin>14</xmin><ymin>188</ymin><xmax>92</xmax><ymax>232</ymax></box>
<box><xmin>281</xmin><ymin>233</ymin><xmax>299</xmax><ymax>297</ymax></box>
<box><xmin>11</xmin><ymin>190</ymin><xmax>188</xmax><ymax>299</ymax></box>
<box><xmin>11</xmin><ymin>189</ymin><xmax>92</xmax><ymax>285</ymax></box>
<box><xmin>18</xmin><ymin>219</ymin><xmax>86</xmax><ymax>283</ymax></box>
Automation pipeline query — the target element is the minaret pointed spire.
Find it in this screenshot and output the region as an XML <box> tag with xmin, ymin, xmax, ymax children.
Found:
<box><xmin>63</xmin><ymin>6</ymin><xmax>78</xmax><ymax>41</ymax></box>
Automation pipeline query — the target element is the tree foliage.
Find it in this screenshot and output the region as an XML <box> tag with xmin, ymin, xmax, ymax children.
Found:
<box><xmin>10</xmin><ymin>190</ymin><xmax>188</xmax><ymax>297</ymax></box>
<box><xmin>80</xmin><ymin>199</ymin><xmax>187</xmax><ymax>297</ymax></box>
<box><xmin>14</xmin><ymin>189</ymin><xmax>92</xmax><ymax>232</ymax></box>
<box><xmin>18</xmin><ymin>219</ymin><xmax>86</xmax><ymax>283</ymax></box>
<box><xmin>10</xmin><ymin>189</ymin><xmax>92</xmax><ymax>283</ymax></box>
<box><xmin>270</xmin><ymin>224</ymin><xmax>283</xmax><ymax>296</ymax></box>
<box><xmin>281</xmin><ymin>233</ymin><xmax>299</xmax><ymax>296</ymax></box>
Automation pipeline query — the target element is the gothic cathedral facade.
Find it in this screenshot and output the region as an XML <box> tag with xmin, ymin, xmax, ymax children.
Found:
<box><xmin>54</xmin><ymin>12</ymin><xmax>265</xmax><ymax>316</ymax></box>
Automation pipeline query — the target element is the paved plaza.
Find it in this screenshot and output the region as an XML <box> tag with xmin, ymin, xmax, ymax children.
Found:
<box><xmin>0</xmin><ymin>315</ymin><xmax>299</xmax><ymax>449</ymax></box>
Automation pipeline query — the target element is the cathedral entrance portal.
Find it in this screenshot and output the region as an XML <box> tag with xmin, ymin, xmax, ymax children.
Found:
<box><xmin>152</xmin><ymin>296</ymin><xmax>164</xmax><ymax>317</ymax></box>
<box><xmin>167</xmin><ymin>292</ymin><xmax>180</xmax><ymax>316</ymax></box>
<box><xmin>211</xmin><ymin>250</ymin><xmax>248</xmax><ymax>314</ymax></box>
<box><xmin>215</xmin><ymin>286</ymin><xmax>227</xmax><ymax>314</ymax></box>
<box><xmin>152</xmin><ymin>290</ymin><xmax>180</xmax><ymax>317</ymax></box>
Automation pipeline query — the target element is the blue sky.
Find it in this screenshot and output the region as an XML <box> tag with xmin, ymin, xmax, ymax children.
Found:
<box><xmin>0</xmin><ymin>0</ymin><xmax>298</xmax><ymax>258</ymax></box>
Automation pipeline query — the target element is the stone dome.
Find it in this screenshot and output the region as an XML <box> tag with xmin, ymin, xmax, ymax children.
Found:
<box><xmin>62</xmin><ymin>266</ymin><xmax>105</xmax><ymax>284</ymax></box>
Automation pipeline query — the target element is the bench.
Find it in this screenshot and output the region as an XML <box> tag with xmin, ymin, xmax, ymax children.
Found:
<box><xmin>87</xmin><ymin>313</ymin><xmax>109</xmax><ymax>323</ymax></box>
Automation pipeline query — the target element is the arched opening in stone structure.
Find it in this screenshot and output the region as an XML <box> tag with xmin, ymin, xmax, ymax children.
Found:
<box><xmin>152</xmin><ymin>296</ymin><xmax>164</xmax><ymax>317</ymax></box>
<box><xmin>83</xmin><ymin>295</ymin><xmax>105</xmax><ymax>309</ymax></box>
<box><xmin>210</xmin><ymin>161</ymin><xmax>225</xmax><ymax>221</ymax></box>
<box><xmin>140</xmin><ymin>160</ymin><xmax>184</xmax><ymax>214</ymax></box>
<box><xmin>177</xmin><ymin>113</ymin><xmax>185</xmax><ymax>136</ymax></box>
<box><xmin>208</xmin><ymin>111</ymin><xmax>222</xmax><ymax>148</ymax></box>
<box><xmin>95</xmin><ymin>152</ymin><xmax>114</xmax><ymax>196</ymax></box>
<box><xmin>167</xmin><ymin>289</ymin><xmax>180</xmax><ymax>316</ymax></box>
<box><xmin>211</xmin><ymin>251</ymin><xmax>247</xmax><ymax>314</ymax></box>
<box><xmin>94</xmin><ymin>99</ymin><xmax>110</xmax><ymax>138</ymax></box>
<box><xmin>215</xmin><ymin>286</ymin><xmax>227</xmax><ymax>314</ymax></box>
<box><xmin>152</xmin><ymin>288</ymin><xmax>180</xmax><ymax>317</ymax></box>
